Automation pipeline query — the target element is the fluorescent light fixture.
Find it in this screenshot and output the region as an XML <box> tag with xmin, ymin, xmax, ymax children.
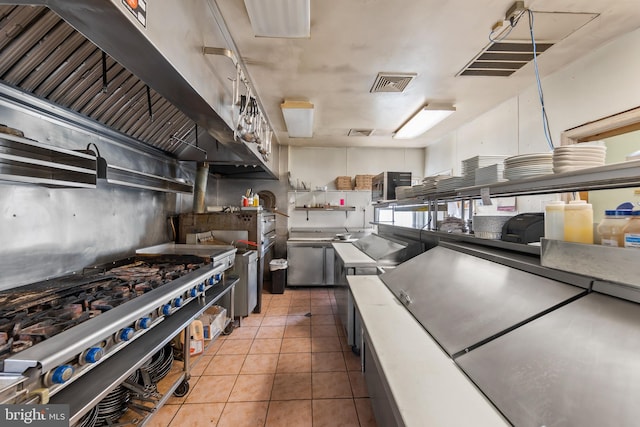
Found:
<box><xmin>281</xmin><ymin>100</ymin><xmax>314</xmax><ymax>138</ymax></box>
<box><xmin>244</xmin><ymin>0</ymin><xmax>310</xmax><ymax>38</ymax></box>
<box><xmin>393</xmin><ymin>104</ymin><xmax>456</xmax><ymax>139</ymax></box>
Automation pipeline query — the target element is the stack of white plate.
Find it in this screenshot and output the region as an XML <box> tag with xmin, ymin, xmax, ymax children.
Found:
<box><xmin>462</xmin><ymin>155</ymin><xmax>509</xmax><ymax>187</ymax></box>
<box><xmin>436</xmin><ymin>176</ymin><xmax>465</xmax><ymax>192</ymax></box>
<box><xmin>474</xmin><ymin>164</ymin><xmax>506</xmax><ymax>185</ymax></box>
<box><xmin>504</xmin><ymin>152</ymin><xmax>554</xmax><ymax>181</ymax></box>
<box><xmin>420</xmin><ymin>175</ymin><xmax>450</xmax><ymax>194</ymax></box>
<box><xmin>553</xmin><ymin>144</ymin><xmax>606</xmax><ymax>173</ymax></box>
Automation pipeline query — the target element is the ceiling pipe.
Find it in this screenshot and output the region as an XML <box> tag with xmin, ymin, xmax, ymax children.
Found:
<box><xmin>193</xmin><ymin>162</ymin><xmax>209</xmax><ymax>213</ymax></box>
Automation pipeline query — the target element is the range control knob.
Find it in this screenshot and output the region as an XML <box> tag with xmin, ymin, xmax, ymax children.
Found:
<box><xmin>190</xmin><ymin>288</ymin><xmax>198</xmax><ymax>298</ymax></box>
<box><xmin>214</xmin><ymin>273</ymin><xmax>223</xmax><ymax>282</ymax></box>
<box><xmin>162</xmin><ymin>304</ymin><xmax>172</xmax><ymax>316</ymax></box>
<box><xmin>198</xmin><ymin>282</ymin><xmax>206</xmax><ymax>292</ymax></box>
<box><xmin>173</xmin><ymin>297</ymin><xmax>183</xmax><ymax>308</ymax></box>
<box><xmin>83</xmin><ymin>347</ymin><xmax>104</xmax><ymax>364</ymax></box>
<box><xmin>136</xmin><ymin>317</ymin><xmax>152</xmax><ymax>330</ymax></box>
<box><xmin>50</xmin><ymin>365</ymin><xmax>74</xmax><ymax>384</ymax></box>
<box><xmin>117</xmin><ymin>327</ymin><xmax>135</xmax><ymax>342</ymax></box>
<box><xmin>208</xmin><ymin>276</ymin><xmax>214</xmax><ymax>285</ymax></box>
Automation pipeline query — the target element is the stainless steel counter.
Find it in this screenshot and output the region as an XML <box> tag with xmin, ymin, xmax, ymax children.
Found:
<box><xmin>380</xmin><ymin>246</ymin><xmax>586</xmax><ymax>357</ymax></box>
<box><xmin>456</xmin><ymin>292</ymin><xmax>640</xmax><ymax>427</ymax></box>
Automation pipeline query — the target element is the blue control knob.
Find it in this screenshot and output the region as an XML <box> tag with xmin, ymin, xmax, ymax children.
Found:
<box><xmin>84</xmin><ymin>347</ymin><xmax>103</xmax><ymax>364</ymax></box>
<box><xmin>119</xmin><ymin>327</ymin><xmax>134</xmax><ymax>342</ymax></box>
<box><xmin>174</xmin><ymin>297</ymin><xmax>183</xmax><ymax>308</ymax></box>
<box><xmin>208</xmin><ymin>276</ymin><xmax>214</xmax><ymax>285</ymax></box>
<box><xmin>215</xmin><ymin>273</ymin><xmax>222</xmax><ymax>282</ymax></box>
<box><xmin>137</xmin><ymin>317</ymin><xmax>152</xmax><ymax>330</ymax></box>
<box><xmin>162</xmin><ymin>304</ymin><xmax>172</xmax><ymax>316</ymax></box>
<box><xmin>190</xmin><ymin>288</ymin><xmax>198</xmax><ymax>297</ymax></box>
<box><xmin>198</xmin><ymin>282</ymin><xmax>206</xmax><ymax>292</ymax></box>
<box><xmin>51</xmin><ymin>365</ymin><xmax>74</xmax><ymax>384</ymax></box>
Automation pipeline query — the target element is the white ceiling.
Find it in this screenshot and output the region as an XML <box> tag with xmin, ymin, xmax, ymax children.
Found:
<box><xmin>214</xmin><ymin>0</ymin><xmax>640</xmax><ymax>149</ymax></box>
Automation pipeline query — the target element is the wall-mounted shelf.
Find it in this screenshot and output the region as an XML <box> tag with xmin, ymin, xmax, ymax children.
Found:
<box><xmin>295</xmin><ymin>206</ymin><xmax>356</xmax><ymax>220</ymax></box>
<box><xmin>0</xmin><ymin>134</ymin><xmax>96</xmax><ymax>188</ymax></box>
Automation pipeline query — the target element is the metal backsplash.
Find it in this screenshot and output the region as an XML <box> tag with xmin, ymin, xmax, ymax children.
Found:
<box><xmin>0</xmin><ymin>89</ymin><xmax>195</xmax><ymax>291</ymax></box>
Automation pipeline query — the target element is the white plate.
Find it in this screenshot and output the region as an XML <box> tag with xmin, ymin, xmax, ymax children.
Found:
<box><xmin>553</xmin><ymin>154</ymin><xmax>606</xmax><ymax>162</ymax></box>
<box><xmin>553</xmin><ymin>160</ymin><xmax>605</xmax><ymax>167</ymax></box>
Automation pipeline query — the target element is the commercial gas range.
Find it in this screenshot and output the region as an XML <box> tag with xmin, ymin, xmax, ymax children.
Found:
<box><xmin>0</xmin><ymin>246</ymin><xmax>236</xmax><ymax>425</ymax></box>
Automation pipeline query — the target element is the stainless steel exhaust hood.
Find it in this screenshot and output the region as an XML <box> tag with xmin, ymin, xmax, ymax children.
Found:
<box><xmin>0</xmin><ymin>2</ymin><xmax>277</xmax><ymax>179</ymax></box>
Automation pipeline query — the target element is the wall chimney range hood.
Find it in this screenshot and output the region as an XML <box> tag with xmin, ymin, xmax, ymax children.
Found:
<box><xmin>0</xmin><ymin>2</ymin><xmax>277</xmax><ymax>179</ymax></box>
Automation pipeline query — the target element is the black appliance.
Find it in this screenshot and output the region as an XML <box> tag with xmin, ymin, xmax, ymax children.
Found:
<box><xmin>501</xmin><ymin>212</ymin><xmax>545</xmax><ymax>244</ymax></box>
<box><xmin>371</xmin><ymin>172</ymin><xmax>412</xmax><ymax>201</ymax></box>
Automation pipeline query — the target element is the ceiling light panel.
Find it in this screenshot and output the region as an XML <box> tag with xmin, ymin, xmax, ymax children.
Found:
<box><xmin>394</xmin><ymin>104</ymin><xmax>455</xmax><ymax>139</ymax></box>
<box><xmin>243</xmin><ymin>0</ymin><xmax>310</xmax><ymax>38</ymax></box>
<box><xmin>281</xmin><ymin>100</ymin><xmax>314</xmax><ymax>138</ymax></box>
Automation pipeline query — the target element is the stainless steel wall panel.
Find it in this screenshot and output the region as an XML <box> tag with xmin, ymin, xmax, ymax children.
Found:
<box><xmin>456</xmin><ymin>293</ymin><xmax>640</xmax><ymax>427</ymax></box>
<box><xmin>380</xmin><ymin>246</ymin><xmax>586</xmax><ymax>356</ymax></box>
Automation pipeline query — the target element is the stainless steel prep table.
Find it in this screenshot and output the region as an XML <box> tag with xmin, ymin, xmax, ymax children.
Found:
<box><xmin>456</xmin><ymin>292</ymin><xmax>640</xmax><ymax>427</ymax></box>
<box><xmin>380</xmin><ymin>246</ymin><xmax>587</xmax><ymax>357</ymax></box>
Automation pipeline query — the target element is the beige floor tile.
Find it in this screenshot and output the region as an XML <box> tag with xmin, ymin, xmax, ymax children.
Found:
<box><xmin>265</xmin><ymin>305</ymin><xmax>290</xmax><ymax>316</ymax></box>
<box><xmin>311</xmin><ymin>314</ymin><xmax>336</xmax><ymax>325</ymax></box>
<box><xmin>189</xmin><ymin>355</ymin><xmax>212</xmax><ymax>377</ymax></box>
<box><xmin>271</xmin><ymin>373</ymin><xmax>312</xmax><ymax>400</ymax></box>
<box><xmin>288</xmin><ymin>305</ymin><xmax>311</xmax><ymax>316</ymax></box>
<box><xmin>261</xmin><ymin>315</ymin><xmax>288</xmax><ymax>326</ymax></box>
<box><xmin>217</xmin><ymin>401</ymin><xmax>269</xmax><ymax>427</ymax></box>
<box><xmin>249</xmin><ymin>338</ymin><xmax>282</xmax><ymax>354</ymax></box>
<box><xmin>204</xmin><ymin>354</ymin><xmax>246</xmax><ymax>375</ymax></box>
<box><xmin>256</xmin><ymin>325</ymin><xmax>285</xmax><ymax>339</ymax></box>
<box><xmin>146</xmin><ymin>403</ymin><xmax>179</xmax><ymax>427</ymax></box>
<box><xmin>217</xmin><ymin>338</ymin><xmax>253</xmax><ymax>355</ymax></box>
<box><xmin>312</xmin><ymin>399</ymin><xmax>359</xmax><ymax>427</ymax></box>
<box><xmin>312</xmin><ymin>372</ymin><xmax>353</xmax><ymax>399</ymax></box>
<box><xmin>227</xmin><ymin>325</ymin><xmax>258</xmax><ymax>340</ymax></box>
<box><xmin>310</xmin><ymin>305</ymin><xmax>334</xmax><ymax>315</ymax></box>
<box><xmin>280</xmin><ymin>337</ymin><xmax>311</xmax><ymax>353</ymax></box>
<box><xmin>241</xmin><ymin>353</ymin><xmax>279</xmax><ymax>374</ymax></box>
<box><xmin>354</xmin><ymin>398</ymin><xmax>378</xmax><ymax>427</ymax></box>
<box><xmin>312</xmin><ymin>336</ymin><xmax>342</xmax><ymax>352</ymax></box>
<box><xmin>268</xmin><ymin>298</ymin><xmax>292</xmax><ymax>307</ymax></box>
<box><xmin>228</xmin><ymin>373</ymin><xmax>275</xmax><ymax>402</ymax></box>
<box><xmin>311</xmin><ymin>324</ymin><xmax>338</xmax><ymax>337</ymax></box>
<box><xmin>286</xmin><ymin>315</ymin><xmax>311</xmax><ymax>326</ymax></box>
<box><xmin>312</xmin><ymin>352</ymin><xmax>346</xmax><ymax>372</ymax></box>
<box><xmin>343</xmin><ymin>351</ymin><xmax>362</xmax><ymax>371</ymax></box>
<box><xmin>185</xmin><ymin>375</ymin><xmax>236</xmax><ymax>403</ymax></box>
<box><xmin>265</xmin><ymin>400</ymin><xmax>312</xmax><ymax>427</ymax></box>
<box><xmin>284</xmin><ymin>324</ymin><xmax>311</xmax><ymax>338</ymax></box>
<box><xmin>203</xmin><ymin>339</ymin><xmax>223</xmax><ymax>356</ymax></box>
<box><xmin>168</xmin><ymin>402</ymin><xmax>225</xmax><ymax>427</ymax></box>
<box><xmin>348</xmin><ymin>370</ymin><xmax>369</xmax><ymax>397</ymax></box>
<box><xmin>240</xmin><ymin>315</ymin><xmax>264</xmax><ymax>327</ymax></box>
<box><xmin>336</xmin><ymin>322</ymin><xmax>346</xmax><ymax>336</ymax></box>
<box><xmin>277</xmin><ymin>352</ymin><xmax>311</xmax><ymax>373</ymax></box>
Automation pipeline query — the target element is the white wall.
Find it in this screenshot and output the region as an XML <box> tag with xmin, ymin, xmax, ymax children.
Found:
<box><xmin>425</xmin><ymin>27</ymin><xmax>640</xmax><ymax>176</ymax></box>
<box><xmin>287</xmin><ymin>146</ymin><xmax>424</xmax><ymax>229</ymax></box>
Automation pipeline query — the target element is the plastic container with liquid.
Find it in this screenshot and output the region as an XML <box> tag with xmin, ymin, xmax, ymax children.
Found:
<box><xmin>597</xmin><ymin>209</ymin><xmax>632</xmax><ymax>247</ymax></box>
<box><xmin>564</xmin><ymin>200</ymin><xmax>593</xmax><ymax>244</ymax></box>
<box><xmin>544</xmin><ymin>201</ymin><xmax>565</xmax><ymax>240</ymax></box>
<box><xmin>623</xmin><ymin>211</ymin><xmax>640</xmax><ymax>248</ymax></box>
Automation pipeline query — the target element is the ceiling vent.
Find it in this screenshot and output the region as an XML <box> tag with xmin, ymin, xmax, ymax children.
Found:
<box><xmin>370</xmin><ymin>73</ymin><xmax>416</xmax><ymax>93</ymax></box>
<box><xmin>348</xmin><ymin>129</ymin><xmax>374</xmax><ymax>137</ymax></box>
<box><xmin>457</xmin><ymin>11</ymin><xmax>598</xmax><ymax>77</ymax></box>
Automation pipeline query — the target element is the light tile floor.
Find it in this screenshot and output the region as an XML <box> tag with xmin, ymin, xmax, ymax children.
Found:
<box><xmin>147</xmin><ymin>288</ymin><xmax>377</xmax><ymax>427</ymax></box>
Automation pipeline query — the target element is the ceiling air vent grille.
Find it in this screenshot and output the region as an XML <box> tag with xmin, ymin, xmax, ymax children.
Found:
<box><xmin>370</xmin><ymin>73</ymin><xmax>416</xmax><ymax>93</ymax></box>
<box><xmin>457</xmin><ymin>41</ymin><xmax>553</xmax><ymax>77</ymax></box>
<box><xmin>348</xmin><ymin>129</ymin><xmax>374</xmax><ymax>137</ymax></box>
